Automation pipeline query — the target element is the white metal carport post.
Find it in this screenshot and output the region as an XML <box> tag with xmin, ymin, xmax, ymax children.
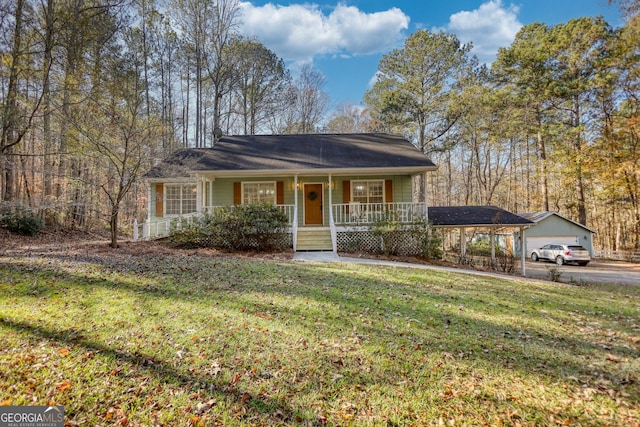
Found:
<box><xmin>520</xmin><ymin>226</ymin><xmax>526</xmax><ymax>276</ymax></box>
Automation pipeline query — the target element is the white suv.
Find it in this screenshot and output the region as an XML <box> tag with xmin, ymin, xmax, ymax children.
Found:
<box><xmin>531</xmin><ymin>244</ymin><xmax>590</xmax><ymax>266</ymax></box>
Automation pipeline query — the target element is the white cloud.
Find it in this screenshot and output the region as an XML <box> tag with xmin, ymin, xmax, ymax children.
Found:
<box><xmin>239</xmin><ymin>2</ymin><xmax>410</xmax><ymax>62</ymax></box>
<box><xmin>445</xmin><ymin>0</ymin><xmax>522</xmax><ymax>64</ymax></box>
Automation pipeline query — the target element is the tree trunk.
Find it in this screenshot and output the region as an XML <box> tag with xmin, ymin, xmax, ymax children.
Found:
<box><xmin>536</xmin><ymin>108</ymin><xmax>549</xmax><ymax>212</ymax></box>
<box><xmin>110</xmin><ymin>205</ymin><xmax>119</xmax><ymax>248</ymax></box>
<box><xmin>42</xmin><ymin>0</ymin><xmax>55</xmax><ymax>222</ymax></box>
<box><xmin>1</xmin><ymin>0</ymin><xmax>25</xmax><ymax>202</ymax></box>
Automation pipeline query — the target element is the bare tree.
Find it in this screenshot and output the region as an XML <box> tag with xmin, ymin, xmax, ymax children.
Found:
<box><xmin>280</xmin><ymin>64</ymin><xmax>329</xmax><ymax>134</ymax></box>
<box><xmin>326</xmin><ymin>102</ymin><xmax>369</xmax><ymax>133</ymax></box>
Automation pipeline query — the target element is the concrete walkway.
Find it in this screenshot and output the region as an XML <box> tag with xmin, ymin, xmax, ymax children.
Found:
<box><xmin>293</xmin><ymin>251</ymin><xmax>550</xmax><ymax>285</ymax></box>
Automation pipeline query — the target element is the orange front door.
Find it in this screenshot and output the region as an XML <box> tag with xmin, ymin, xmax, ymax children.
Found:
<box><xmin>304</xmin><ymin>183</ymin><xmax>323</xmax><ymax>225</ymax></box>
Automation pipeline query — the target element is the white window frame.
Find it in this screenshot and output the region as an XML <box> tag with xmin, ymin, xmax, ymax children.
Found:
<box><xmin>351</xmin><ymin>179</ymin><xmax>385</xmax><ymax>204</ymax></box>
<box><xmin>164</xmin><ymin>184</ymin><xmax>197</xmax><ymax>216</ymax></box>
<box><xmin>242</xmin><ymin>181</ymin><xmax>277</xmax><ymax>205</ymax></box>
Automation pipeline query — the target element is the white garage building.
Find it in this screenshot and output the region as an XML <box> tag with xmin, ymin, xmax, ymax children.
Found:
<box><xmin>514</xmin><ymin>211</ymin><xmax>596</xmax><ymax>257</ymax></box>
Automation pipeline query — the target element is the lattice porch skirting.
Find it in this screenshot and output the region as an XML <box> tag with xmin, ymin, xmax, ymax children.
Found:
<box><xmin>337</xmin><ymin>230</ymin><xmax>428</xmax><ymax>256</ymax></box>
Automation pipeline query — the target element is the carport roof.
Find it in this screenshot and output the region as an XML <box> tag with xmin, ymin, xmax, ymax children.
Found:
<box><xmin>429</xmin><ymin>206</ymin><xmax>534</xmax><ymax>228</ymax></box>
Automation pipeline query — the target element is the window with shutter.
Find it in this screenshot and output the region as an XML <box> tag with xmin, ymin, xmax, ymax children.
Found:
<box><xmin>164</xmin><ymin>184</ymin><xmax>197</xmax><ymax>215</ymax></box>
<box><xmin>352</xmin><ymin>180</ymin><xmax>384</xmax><ymax>204</ymax></box>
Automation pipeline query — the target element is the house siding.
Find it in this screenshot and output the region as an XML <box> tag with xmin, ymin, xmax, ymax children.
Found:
<box><xmin>146</xmin><ymin>175</ymin><xmax>416</xmax><ymax>232</ymax></box>
<box><xmin>208</xmin><ymin>178</ymin><xmax>296</xmax><ymax>207</ymax></box>
<box><xmin>525</xmin><ymin>215</ymin><xmax>594</xmax><ymax>255</ymax></box>
<box><xmin>525</xmin><ymin>215</ymin><xmax>584</xmax><ymax>238</ymax></box>
<box><xmin>333</xmin><ymin>175</ymin><xmax>412</xmax><ymax>204</ymax></box>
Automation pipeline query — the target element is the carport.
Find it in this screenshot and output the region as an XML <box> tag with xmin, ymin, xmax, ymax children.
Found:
<box><xmin>428</xmin><ymin>206</ymin><xmax>535</xmax><ymax>276</ymax></box>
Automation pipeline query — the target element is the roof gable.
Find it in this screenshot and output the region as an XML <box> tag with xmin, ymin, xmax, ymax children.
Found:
<box><xmin>519</xmin><ymin>211</ymin><xmax>596</xmax><ymax>233</ymax></box>
<box><xmin>144</xmin><ymin>133</ymin><xmax>436</xmax><ymax>179</ymax></box>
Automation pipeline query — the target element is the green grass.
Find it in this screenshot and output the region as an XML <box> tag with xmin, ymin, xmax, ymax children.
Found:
<box><xmin>1</xmin><ymin>245</ymin><xmax>639</xmax><ymax>426</ymax></box>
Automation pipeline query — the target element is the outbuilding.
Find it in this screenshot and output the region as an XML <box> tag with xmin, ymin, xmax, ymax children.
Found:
<box><xmin>514</xmin><ymin>212</ymin><xmax>596</xmax><ymax>257</ymax></box>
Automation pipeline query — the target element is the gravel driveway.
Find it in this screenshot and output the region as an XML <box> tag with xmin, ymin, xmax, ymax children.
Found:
<box><xmin>525</xmin><ymin>259</ymin><xmax>640</xmax><ymax>286</ymax></box>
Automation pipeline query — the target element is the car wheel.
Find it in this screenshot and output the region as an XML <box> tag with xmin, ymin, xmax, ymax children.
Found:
<box><xmin>555</xmin><ymin>256</ymin><xmax>565</xmax><ymax>266</ymax></box>
<box><xmin>531</xmin><ymin>253</ymin><xmax>539</xmax><ymax>262</ymax></box>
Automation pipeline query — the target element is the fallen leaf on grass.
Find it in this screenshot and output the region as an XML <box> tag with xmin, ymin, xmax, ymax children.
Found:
<box><xmin>229</xmin><ymin>372</ymin><xmax>241</xmax><ymax>386</ymax></box>
<box><xmin>57</xmin><ymin>348</ymin><xmax>70</xmax><ymax>356</ymax></box>
<box><xmin>196</xmin><ymin>399</ymin><xmax>217</xmax><ymax>414</ymax></box>
<box><xmin>55</xmin><ymin>381</ymin><xmax>72</xmax><ymax>392</ymax></box>
<box><xmin>606</xmin><ymin>354</ymin><xmax>622</xmax><ymax>363</ymax></box>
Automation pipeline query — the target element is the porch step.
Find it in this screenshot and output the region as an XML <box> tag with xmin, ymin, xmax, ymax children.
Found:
<box><xmin>296</xmin><ymin>227</ymin><xmax>333</xmax><ymax>251</ymax></box>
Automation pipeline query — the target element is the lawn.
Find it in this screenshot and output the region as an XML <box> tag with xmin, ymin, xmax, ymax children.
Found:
<box><xmin>0</xmin><ymin>240</ymin><xmax>639</xmax><ymax>426</ymax></box>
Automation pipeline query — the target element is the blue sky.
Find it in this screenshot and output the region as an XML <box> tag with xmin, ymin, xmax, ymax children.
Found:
<box><xmin>238</xmin><ymin>0</ymin><xmax>622</xmax><ymax>111</ymax></box>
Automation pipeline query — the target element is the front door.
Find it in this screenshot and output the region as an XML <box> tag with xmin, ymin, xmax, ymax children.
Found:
<box><xmin>304</xmin><ymin>183</ymin><xmax>323</xmax><ymax>225</ymax></box>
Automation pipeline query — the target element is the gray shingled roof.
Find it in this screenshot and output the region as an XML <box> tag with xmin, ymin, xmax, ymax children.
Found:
<box><xmin>144</xmin><ymin>133</ymin><xmax>436</xmax><ymax>179</ymax></box>
<box><xmin>429</xmin><ymin>206</ymin><xmax>534</xmax><ymax>227</ymax></box>
<box><xmin>518</xmin><ymin>212</ymin><xmax>555</xmax><ymax>223</ymax></box>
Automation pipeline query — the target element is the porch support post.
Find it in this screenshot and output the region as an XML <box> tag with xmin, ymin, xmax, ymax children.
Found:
<box><xmin>520</xmin><ymin>226</ymin><xmax>526</xmax><ymax>276</ymax></box>
<box><xmin>147</xmin><ymin>184</ymin><xmax>152</xmax><ymax>222</ymax></box>
<box><xmin>207</xmin><ymin>177</ymin><xmax>215</xmax><ymax>212</ymax></box>
<box><xmin>460</xmin><ymin>227</ymin><xmax>466</xmax><ymax>261</ymax></box>
<box><xmin>490</xmin><ymin>227</ymin><xmax>496</xmax><ymax>263</ymax></box>
<box><xmin>196</xmin><ymin>177</ymin><xmax>203</xmax><ymax>213</ymax></box>
<box><xmin>294</xmin><ymin>175</ymin><xmax>299</xmax><ymax>217</ymax></box>
<box><xmin>133</xmin><ymin>219</ymin><xmax>138</xmax><ymax>241</ymax></box>
<box><xmin>293</xmin><ymin>175</ymin><xmax>299</xmax><ymax>251</ymax></box>
<box><xmin>424</xmin><ymin>171</ymin><xmax>429</xmax><ymax>221</ymax></box>
<box><xmin>328</xmin><ymin>173</ymin><xmax>337</xmax><ymax>252</ymax></box>
<box><xmin>328</xmin><ymin>174</ymin><xmax>333</xmax><ymax>216</ymax></box>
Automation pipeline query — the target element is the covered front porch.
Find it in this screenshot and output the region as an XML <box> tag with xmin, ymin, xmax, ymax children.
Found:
<box><xmin>134</xmin><ymin>172</ymin><xmax>430</xmax><ymax>253</ymax></box>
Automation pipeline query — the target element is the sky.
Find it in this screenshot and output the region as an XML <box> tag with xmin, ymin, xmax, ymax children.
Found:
<box><xmin>237</xmin><ymin>0</ymin><xmax>623</xmax><ymax>112</ymax></box>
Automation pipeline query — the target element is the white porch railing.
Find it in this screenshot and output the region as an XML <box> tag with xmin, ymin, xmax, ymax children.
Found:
<box><xmin>332</xmin><ymin>202</ymin><xmax>427</xmax><ymax>225</ymax></box>
<box><xmin>134</xmin><ymin>212</ymin><xmax>201</xmax><ymax>241</ymax></box>
<box><xmin>134</xmin><ymin>203</ymin><xmax>426</xmax><ymax>241</ymax></box>
<box><xmin>134</xmin><ymin>205</ymin><xmax>296</xmax><ymax>241</ymax></box>
<box><xmin>203</xmin><ymin>205</ymin><xmax>295</xmax><ymax>225</ymax></box>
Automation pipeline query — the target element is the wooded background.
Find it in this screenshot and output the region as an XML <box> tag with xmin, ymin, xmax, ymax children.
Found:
<box><xmin>1</xmin><ymin>0</ymin><xmax>638</xmax><ymax>251</ymax></box>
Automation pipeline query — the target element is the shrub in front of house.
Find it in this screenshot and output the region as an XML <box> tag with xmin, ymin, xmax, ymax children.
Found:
<box><xmin>168</xmin><ymin>204</ymin><xmax>290</xmax><ymax>251</ymax></box>
<box><xmin>365</xmin><ymin>214</ymin><xmax>443</xmax><ymax>259</ymax></box>
<box><xmin>466</xmin><ymin>238</ymin><xmax>517</xmax><ymax>273</ymax></box>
